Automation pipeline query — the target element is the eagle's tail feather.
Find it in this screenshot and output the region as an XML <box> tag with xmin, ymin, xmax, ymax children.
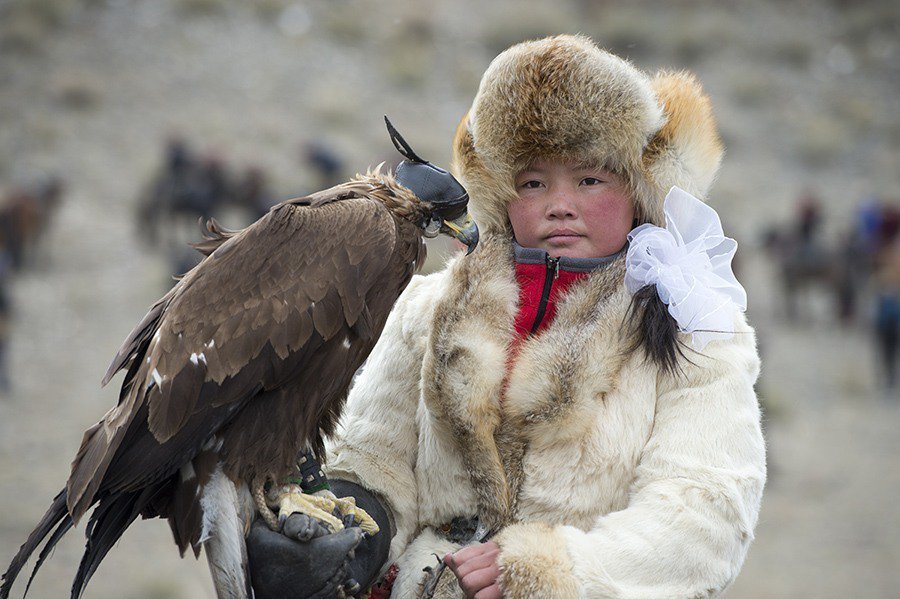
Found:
<box><xmin>70</xmin><ymin>484</ymin><xmax>166</xmax><ymax>599</ymax></box>
<box><xmin>25</xmin><ymin>516</ymin><xmax>75</xmax><ymax>595</ymax></box>
<box><xmin>0</xmin><ymin>489</ymin><xmax>71</xmax><ymax>599</ymax></box>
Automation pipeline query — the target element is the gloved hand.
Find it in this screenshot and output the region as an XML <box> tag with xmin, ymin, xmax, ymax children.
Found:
<box><xmin>247</xmin><ymin>479</ymin><xmax>391</xmax><ymax>599</ymax></box>
<box><xmin>248</xmin><ymin>521</ymin><xmax>362</xmax><ymax>599</ymax></box>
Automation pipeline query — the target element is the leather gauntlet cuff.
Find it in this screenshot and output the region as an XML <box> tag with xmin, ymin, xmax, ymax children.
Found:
<box><xmin>331</xmin><ymin>479</ymin><xmax>392</xmax><ymax>592</ymax></box>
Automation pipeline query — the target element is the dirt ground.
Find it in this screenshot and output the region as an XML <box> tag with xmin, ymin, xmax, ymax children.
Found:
<box><xmin>1</xmin><ymin>1</ymin><xmax>899</xmax><ymax>597</ymax></box>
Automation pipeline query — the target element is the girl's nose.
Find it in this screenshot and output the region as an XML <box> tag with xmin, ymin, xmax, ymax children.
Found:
<box><xmin>545</xmin><ymin>187</ymin><xmax>577</xmax><ymax>219</ymax></box>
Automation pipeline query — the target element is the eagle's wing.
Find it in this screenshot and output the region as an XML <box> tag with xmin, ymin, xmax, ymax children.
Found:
<box><xmin>66</xmin><ymin>190</ymin><xmax>412</xmax><ymax>522</ymax></box>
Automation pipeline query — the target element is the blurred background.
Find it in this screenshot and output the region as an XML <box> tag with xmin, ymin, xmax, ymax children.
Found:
<box><xmin>0</xmin><ymin>0</ymin><xmax>898</xmax><ymax>597</ymax></box>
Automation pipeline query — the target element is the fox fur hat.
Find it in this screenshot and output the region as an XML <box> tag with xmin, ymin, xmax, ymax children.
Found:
<box><xmin>451</xmin><ymin>34</ymin><xmax>724</xmax><ymax>233</ymax></box>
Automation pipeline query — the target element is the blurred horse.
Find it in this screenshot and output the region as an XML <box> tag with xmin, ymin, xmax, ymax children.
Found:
<box><xmin>0</xmin><ymin>176</ymin><xmax>65</xmax><ymax>271</ymax></box>
<box><xmin>138</xmin><ymin>138</ymin><xmax>286</xmax><ymax>285</ymax></box>
<box><xmin>764</xmin><ymin>227</ymin><xmax>838</xmax><ymax>322</ymax></box>
<box><xmin>137</xmin><ymin>138</ymin><xmax>228</xmax><ymax>248</ymax></box>
<box><xmin>0</xmin><ymin>175</ymin><xmax>64</xmax><ymax>394</ymax></box>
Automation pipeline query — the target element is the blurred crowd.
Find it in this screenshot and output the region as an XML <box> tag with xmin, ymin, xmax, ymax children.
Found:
<box><xmin>135</xmin><ymin>136</ymin><xmax>346</xmax><ymax>276</ymax></box>
<box><xmin>763</xmin><ymin>190</ymin><xmax>900</xmax><ymax>392</ymax></box>
<box><xmin>0</xmin><ymin>136</ymin><xmax>347</xmax><ymax>397</ymax></box>
<box><xmin>2</xmin><ymin>144</ymin><xmax>898</xmax><ymax>398</ymax></box>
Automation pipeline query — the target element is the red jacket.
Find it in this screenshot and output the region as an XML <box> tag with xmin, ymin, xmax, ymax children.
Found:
<box><xmin>511</xmin><ymin>243</ymin><xmax>620</xmax><ymax>339</ymax></box>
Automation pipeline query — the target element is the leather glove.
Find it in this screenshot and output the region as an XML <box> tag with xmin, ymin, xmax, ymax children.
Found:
<box><xmin>247</xmin><ymin>479</ymin><xmax>391</xmax><ymax>598</ymax></box>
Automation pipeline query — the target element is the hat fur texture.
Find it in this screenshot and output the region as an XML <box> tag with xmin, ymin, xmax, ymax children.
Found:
<box><xmin>451</xmin><ymin>34</ymin><xmax>724</xmax><ymax>232</ymax></box>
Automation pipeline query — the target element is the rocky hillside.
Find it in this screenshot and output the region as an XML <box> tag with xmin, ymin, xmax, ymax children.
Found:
<box><xmin>0</xmin><ymin>0</ymin><xmax>897</xmax><ymax>597</ymax></box>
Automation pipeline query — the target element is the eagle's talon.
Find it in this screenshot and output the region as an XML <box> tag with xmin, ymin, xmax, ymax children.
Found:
<box><xmin>255</xmin><ymin>482</ymin><xmax>381</xmax><ymax>538</ymax></box>
<box><xmin>331</xmin><ymin>496</ymin><xmax>380</xmax><ymax>536</ymax></box>
<box><xmin>344</xmin><ymin>578</ymin><xmax>361</xmax><ymax>596</ymax></box>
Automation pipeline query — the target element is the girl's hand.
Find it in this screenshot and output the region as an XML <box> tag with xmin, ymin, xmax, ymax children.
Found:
<box><xmin>444</xmin><ymin>541</ymin><xmax>503</xmax><ymax>599</ymax></box>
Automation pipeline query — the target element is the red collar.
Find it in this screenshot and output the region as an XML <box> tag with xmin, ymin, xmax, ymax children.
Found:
<box><xmin>513</xmin><ymin>261</ymin><xmax>590</xmax><ymax>338</ymax></box>
<box><xmin>510</xmin><ymin>242</ymin><xmax>626</xmax><ymax>339</ymax></box>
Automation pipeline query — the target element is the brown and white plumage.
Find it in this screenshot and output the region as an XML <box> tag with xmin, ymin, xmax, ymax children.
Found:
<box><xmin>0</xmin><ymin>167</ymin><xmax>472</xmax><ymax>599</ymax></box>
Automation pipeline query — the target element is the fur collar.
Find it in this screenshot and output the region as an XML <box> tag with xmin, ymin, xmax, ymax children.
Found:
<box><xmin>422</xmin><ymin>233</ymin><xmax>633</xmax><ymax>527</ymax></box>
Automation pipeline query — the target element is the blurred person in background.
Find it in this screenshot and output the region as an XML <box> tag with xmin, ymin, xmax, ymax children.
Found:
<box><xmin>873</xmin><ymin>236</ymin><xmax>900</xmax><ymax>393</ymax></box>
<box><xmin>248</xmin><ymin>35</ymin><xmax>765</xmax><ymax>598</ymax></box>
<box><xmin>137</xmin><ymin>136</ymin><xmax>196</xmax><ymax>248</ymax></box>
<box><xmin>234</xmin><ymin>165</ymin><xmax>277</xmax><ymax>220</ymax></box>
<box><xmin>192</xmin><ymin>152</ymin><xmax>233</xmax><ymax>221</ymax></box>
<box><xmin>796</xmin><ymin>189</ymin><xmax>822</xmax><ymax>245</ymax></box>
<box><xmin>835</xmin><ymin>228</ymin><xmax>869</xmax><ymax>325</ymax></box>
<box><xmin>302</xmin><ymin>141</ymin><xmax>345</xmax><ymax>190</ymax></box>
<box><xmin>0</xmin><ymin>248</ymin><xmax>11</xmax><ymax>394</ymax></box>
<box><xmin>761</xmin><ymin>191</ymin><xmax>835</xmax><ymax>322</ymax></box>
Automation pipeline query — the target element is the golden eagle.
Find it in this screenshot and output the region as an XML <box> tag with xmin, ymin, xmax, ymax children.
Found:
<box><xmin>1</xmin><ymin>119</ymin><xmax>478</xmax><ymax>599</ymax></box>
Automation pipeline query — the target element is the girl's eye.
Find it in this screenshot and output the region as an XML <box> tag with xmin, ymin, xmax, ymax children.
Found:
<box><xmin>520</xmin><ymin>180</ymin><xmax>543</xmax><ymax>189</ymax></box>
<box><xmin>581</xmin><ymin>177</ymin><xmax>603</xmax><ymax>186</ymax></box>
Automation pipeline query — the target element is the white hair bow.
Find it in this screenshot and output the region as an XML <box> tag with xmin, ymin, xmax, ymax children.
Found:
<box><xmin>625</xmin><ymin>186</ymin><xmax>747</xmax><ymax>350</ymax></box>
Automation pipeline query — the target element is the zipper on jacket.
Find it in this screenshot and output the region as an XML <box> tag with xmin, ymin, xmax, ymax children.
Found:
<box><xmin>529</xmin><ymin>255</ymin><xmax>560</xmax><ymax>335</ymax></box>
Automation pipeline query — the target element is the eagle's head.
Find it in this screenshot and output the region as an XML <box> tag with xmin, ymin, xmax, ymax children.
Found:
<box><xmin>386</xmin><ymin>116</ymin><xmax>479</xmax><ymax>255</ymax></box>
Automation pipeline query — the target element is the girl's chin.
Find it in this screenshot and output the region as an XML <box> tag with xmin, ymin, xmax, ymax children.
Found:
<box><xmin>543</xmin><ymin>237</ymin><xmax>589</xmax><ymax>258</ymax></box>
<box><xmin>541</xmin><ymin>238</ymin><xmax>624</xmax><ymax>259</ymax></box>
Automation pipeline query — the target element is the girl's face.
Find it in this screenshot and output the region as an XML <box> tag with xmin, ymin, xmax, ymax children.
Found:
<box><xmin>508</xmin><ymin>157</ymin><xmax>634</xmax><ymax>258</ymax></box>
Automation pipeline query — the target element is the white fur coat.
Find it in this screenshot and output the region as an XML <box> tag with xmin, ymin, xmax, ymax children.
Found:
<box><xmin>326</xmin><ymin>235</ymin><xmax>765</xmax><ymax>598</ymax></box>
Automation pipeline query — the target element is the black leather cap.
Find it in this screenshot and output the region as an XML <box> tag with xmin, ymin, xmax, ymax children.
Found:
<box><xmin>395</xmin><ymin>160</ymin><xmax>469</xmax><ymax>221</ymax></box>
<box><xmin>385</xmin><ymin>116</ymin><xmax>470</xmax><ymax>221</ymax></box>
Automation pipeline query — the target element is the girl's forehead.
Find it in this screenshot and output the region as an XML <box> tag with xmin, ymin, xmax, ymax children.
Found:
<box><xmin>519</xmin><ymin>156</ymin><xmax>614</xmax><ymax>174</ymax></box>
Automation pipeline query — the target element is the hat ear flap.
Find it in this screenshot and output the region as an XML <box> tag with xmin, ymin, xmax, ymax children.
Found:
<box><xmin>639</xmin><ymin>70</ymin><xmax>724</xmax><ymax>224</ymax></box>
<box><xmin>451</xmin><ymin>111</ymin><xmax>516</xmax><ymax>235</ymax></box>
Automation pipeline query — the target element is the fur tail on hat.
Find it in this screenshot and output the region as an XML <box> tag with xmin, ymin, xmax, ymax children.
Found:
<box><xmin>644</xmin><ymin>70</ymin><xmax>724</xmax><ymax>205</ymax></box>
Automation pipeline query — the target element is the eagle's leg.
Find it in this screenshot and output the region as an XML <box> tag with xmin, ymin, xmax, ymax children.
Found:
<box><xmin>270</xmin><ymin>485</ymin><xmax>381</xmax><ymax>536</ymax></box>
<box><xmin>251</xmin><ymin>476</ymin><xmax>280</xmax><ymax>531</ymax></box>
<box><xmin>252</xmin><ymin>449</ymin><xmax>382</xmax><ymax>536</ymax></box>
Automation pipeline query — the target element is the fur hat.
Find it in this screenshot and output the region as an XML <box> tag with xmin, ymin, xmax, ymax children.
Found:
<box><xmin>451</xmin><ymin>34</ymin><xmax>724</xmax><ymax>232</ymax></box>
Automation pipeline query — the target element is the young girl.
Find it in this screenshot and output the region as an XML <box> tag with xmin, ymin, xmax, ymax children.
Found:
<box><xmin>250</xmin><ymin>34</ymin><xmax>765</xmax><ymax>598</ymax></box>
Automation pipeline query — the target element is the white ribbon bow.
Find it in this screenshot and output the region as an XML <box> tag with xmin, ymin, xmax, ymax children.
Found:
<box><xmin>625</xmin><ymin>186</ymin><xmax>747</xmax><ymax>350</ymax></box>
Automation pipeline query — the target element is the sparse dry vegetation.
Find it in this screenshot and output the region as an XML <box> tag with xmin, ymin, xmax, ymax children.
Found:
<box><xmin>320</xmin><ymin>3</ymin><xmax>370</xmax><ymax>44</ymax></box>
<box><xmin>380</xmin><ymin>17</ymin><xmax>436</xmax><ymax>88</ymax></box>
<box><xmin>0</xmin><ymin>11</ymin><xmax>46</xmax><ymax>54</ymax></box>
<box><xmin>176</xmin><ymin>0</ymin><xmax>229</xmax><ymax>17</ymax></box>
<box><xmin>729</xmin><ymin>70</ymin><xmax>774</xmax><ymax>109</ymax></box>
<box><xmin>50</xmin><ymin>70</ymin><xmax>103</xmax><ymax>111</ymax></box>
<box><xmin>796</xmin><ymin>114</ymin><xmax>849</xmax><ymax>169</ymax></box>
<box><xmin>252</xmin><ymin>0</ymin><xmax>291</xmax><ymax>22</ymax></box>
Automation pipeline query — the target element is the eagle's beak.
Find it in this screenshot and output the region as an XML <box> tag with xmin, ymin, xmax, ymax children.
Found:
<box><xmin>442</xmin><ymin>212</ymin><xmax>479</xmax><ymax>255</ymax></box>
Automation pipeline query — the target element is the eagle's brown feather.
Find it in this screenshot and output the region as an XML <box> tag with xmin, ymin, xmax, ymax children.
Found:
<box><xmin>65</xmin><ymin>177</ymin><xmax>426</xmax><ymax>535</ymax></box>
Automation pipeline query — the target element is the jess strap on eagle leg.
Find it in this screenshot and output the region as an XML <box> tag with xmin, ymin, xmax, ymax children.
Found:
<box><xmin>262</xmin><ymin>448</ymin><xmax>382</xmax><ymax>536</ymax></box>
